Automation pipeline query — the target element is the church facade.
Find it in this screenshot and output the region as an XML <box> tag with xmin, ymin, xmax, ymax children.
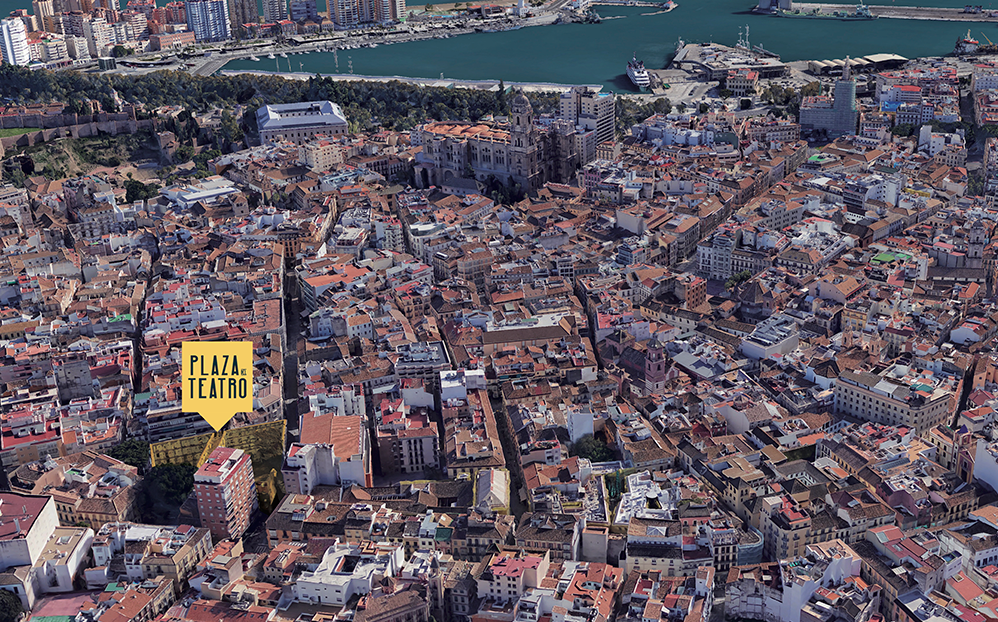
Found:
<box><xmin>413</xmin><ymin>93</ymin><xmax>580</xmax><ymax>193</ymax></box>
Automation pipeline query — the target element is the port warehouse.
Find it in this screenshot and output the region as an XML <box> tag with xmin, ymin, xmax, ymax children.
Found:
<box><xmin>808</xmin><ymin>54</ymin><xmax>908</xmax><ymax>75</ymax></box>
<box><xmin>672</xmin><ymin>44</ymin><xmax>789</xmax><ymax>81</ymax></box>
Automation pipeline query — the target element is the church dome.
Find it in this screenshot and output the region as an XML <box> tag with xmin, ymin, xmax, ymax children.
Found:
<box><xmin>511</xmin><ymin>91</ymin><xmax>531</xmax><ymax>109</ymax></box>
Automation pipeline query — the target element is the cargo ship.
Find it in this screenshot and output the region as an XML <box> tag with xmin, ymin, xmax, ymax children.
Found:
<box><xmin>954</xmin><ymin>29</ymin><xmax>998</xmax><ymax>55</ymax></box>
<box><xmin>775</xmin><ymin>4</ymin><xmax>877</xmax><ymax>19</ymax></box>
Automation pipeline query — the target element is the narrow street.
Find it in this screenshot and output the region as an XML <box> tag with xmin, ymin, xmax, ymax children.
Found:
<box><xmin>490</xmin><ymin>395</ymin><xmax>528</xmax><ymax>519</ymax></box>
<box><xmin>283</xmin><ymin>269</ymin><xmax>303</xmax><ymax>446</ymax></box>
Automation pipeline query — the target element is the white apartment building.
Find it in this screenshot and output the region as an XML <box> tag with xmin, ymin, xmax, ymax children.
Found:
<box><xmin>726</xmin><ymin>541</ymin><xmax>862</xmax><ymax>622</ymax></box>
<box><xmin>282</xmin><ymin>443</ymin><xmax>367</xmax><ymax>493</ymax></box>
<box><xmin>263</xmin><ymin>0</ymin><xmax>288</xmax><ymax>21</ymax></box>
<box><xmin>307</xmin><ymin>383</ymin><xmax>366</xmax><ymax>418</ymax></box>
<box><xmin>292</xmin><ymin>541</ymin><xmax>405</xmax><ymax>605</ymax></box>
<box><xmin>0</xmin><ymin>494</ymin><xmax>58</xmax><ymax>573</ymax></box>
<box><xmin>33</xmin><ymin>527</ymin><xmax>95</xmax><ymax>594</ymax></box>
<box><xmin>476</xmin><ymin>552</ymin><xmax>549</xmax><ymax>603</ymax></box>
<box><xmin>283</xmin><ymin>413</ymin><xmax>371</xmax><ymax>493</ymax></box>
<box><xmin>81</xmin><ymin>17</ymin><xmax>111</xmax><ymax>57</ymax></box>
<box><xmin>1</xmin><ymin>17</ymin><xmax>30</xmax><ymax>65</ymax></box>
<box><xmin>0</xmin><ymin>493</ymin><xmax>59</xmax><ymax>609</ymax></box>
<box><xmin>559</xmin><ymin>87</ymin><xmax>615</xmax><ymax>158</ymax></box>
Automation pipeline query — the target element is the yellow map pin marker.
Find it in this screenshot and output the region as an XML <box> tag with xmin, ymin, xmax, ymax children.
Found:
<box><xmin>182</xmin><ymin>341</ymin><xmax>254</xmax><ymax>432</ymax></box>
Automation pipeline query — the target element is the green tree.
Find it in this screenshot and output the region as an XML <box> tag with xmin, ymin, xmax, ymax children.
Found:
<box><xmin>101</xmin><ymin>96</ymin><xmax>118</xmax><ymax>113</ymax></box>
<box><xmin>106</xmin><ymin>439</ymin><xmax>151</xmax><ymax>470</ymax></box>
<box><xmin>219</xmin><ymin>109</ymin><xmax>244</xmax><ymax>148</ymax></box>
<box><xmin>175</xmin><ymin>144</ymin><xmax>194</xmax><ymax>162</ymax></box>
<box><xmin>111</xmin><ymin>45</ymin><xmax>134</xmax><ymax>58</ymax></box>
<box><xmin>0</xmin><ymin>588</ymin><xmax>23</xmax><ymax>622</ymax></box>
<box><xmin>800</xmin><ymin>81</ymin><xmax>821</xmax><ymax>97</ymax></box>
<box><xmin>968</xmin><ymin>171</ymin><xmax>985</xmax><ymax>196</ymax></box>
<box><xmin>425</xmin><ymin>3</ymin><xmax>435</xmax><ymax>9</ymax></box>
<box><xmin>718</xmin><ymin>89</ymin><xmax>732</xmax><ymax>99</ymax></box>
<box><xmin>497</xmin><ymin>79</ymin><xmax>506</xmax><ymax>114</ymax></box>
<box><xmin>725</xmin><ymin>269</ymin><xmax>753</xmax><ymax>290</ymax></box>
<box><xmin>698</xmin><ymin>102</ymin><xmax>708</xmax><ymax>114</ymax></box>
<box><xmin>891</xmin><ymin>123</ymin><xmax>916</xmax><ymax>137</ymax></box>
<box><xmin>0</xmin><ymin>65</ymin><xmax>639</xmax><ymax>134</ymax></box>
<box><xmin>570</xmin><ymin>434</ymin><xmax>615</xmax><ymax>463</ymax></box>
<box><xmin>193</xmin><ymin>148</ymin><xmax>222</xmax><ymax>172</ymax></box>
<box><xmin>145</xmin><ymin>463</ymin><xmax>198</xmax><ymax>506</ymax></box>
<box><xmin>125</xmin><ymin>179</ymin><xmax>159</xmax><ymax>202</ymax></box>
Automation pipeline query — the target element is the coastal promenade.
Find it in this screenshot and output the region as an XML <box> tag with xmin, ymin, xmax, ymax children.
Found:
<box><xmin>790</xmin><ymin>2</ymin><xmax>998</xmax><ymax>21</ymax></box>
<box><xmin>218</xmin><ymin>69</ymin><xmax>604</xmax><ymax>94</ymax></box>
<box><xmin>181</xmin><ymin>13</ymin><xmax>558</xmax><ymax>76</ymax></box>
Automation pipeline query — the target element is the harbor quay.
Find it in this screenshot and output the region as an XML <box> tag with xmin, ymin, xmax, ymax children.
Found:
<box><xmin>771</xmin><ymin>1</ymin><xmax>998</xmax><ymax>21</ymax></box>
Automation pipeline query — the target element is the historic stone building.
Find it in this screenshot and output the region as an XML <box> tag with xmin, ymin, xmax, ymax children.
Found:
<box><xmin>413</xmin><ymin>92</ymin><xmax>579</xmax><ymax>194</ymax></box>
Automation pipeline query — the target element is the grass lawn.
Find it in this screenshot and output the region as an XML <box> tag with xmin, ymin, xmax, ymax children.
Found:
<box><xmin>0</xmin><ymin>127</ymin><xmax>40</xmax><ymax>137</ymax></box>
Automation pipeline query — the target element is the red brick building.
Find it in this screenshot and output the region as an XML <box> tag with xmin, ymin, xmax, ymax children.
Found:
<box><xmin>195</xmin><ymin>447</ymin><xmax>258</xmax><ymax>542</ymax></box>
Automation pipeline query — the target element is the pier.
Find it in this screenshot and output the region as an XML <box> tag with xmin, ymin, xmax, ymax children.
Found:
<box><xmin>789</xmin><ymin>2</ymin><xmax>998</xmax><ymax>22</ymax></box>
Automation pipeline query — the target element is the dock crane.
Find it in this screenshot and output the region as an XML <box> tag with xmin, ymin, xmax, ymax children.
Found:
<box><xmin>983</xmin><ymin>32</ymin><xmax>994</xmax><ymax>45</ymax></box>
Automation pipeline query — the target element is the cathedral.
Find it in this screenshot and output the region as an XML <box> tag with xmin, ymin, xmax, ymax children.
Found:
<box><xmin>413</xmin><ymin>92</ymin><xmax>580</xmax><ymax>194</ymax></box>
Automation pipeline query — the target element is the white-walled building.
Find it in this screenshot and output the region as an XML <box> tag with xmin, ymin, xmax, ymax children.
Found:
<box><xmin>476</xmin><ymin>551</ymin><xmax>550</xmax><ymax>603</ymax></box>
<box><xmin>0</xmin><ymin>494</ymin><xmax>58</xmax><ymax>574</ymax></box>
<box><xmin>439</xmin><ymin>369</ymin><xmax>487</xmax><ymax>402</ymax></box>
<box><xmin>307</xmin><ymin>383</ymin><xmax>366</xmax><ymax>418</ymax></box>
<box><xmin>566</xmin><ymin>405</ymin><xmax>594</xmax><ymax>444</ymax></box>
<box><xmin>292</xmin><ymin>541</ymin><xmax>404</xmax><ymax>605</ymax></box>
<box><xmin>726</xmin><ymin>540</ymin><xmax>863</xmax><ymax>622</ymax></box>
<box><xmin>258</xmin><ymin>101</ymin><xmax>348</xmax><ymax>145</ymax></box>
<box><xmin>0</xmin><ymin>493</ymin><xmax>59</xmax><ymax>609</ymax></box>
<box><xmin>283</xmin><ymin>413</ymin><xmax>372</xmax><ymax>492</ymax></box>
<box><xmin>33</xmin><ymin>527</ymin><xmax>94</xmax><ymax>594</ymax></box>
<box><xmin>0</xmin><ymin>17</ymin><xmax>30</xmax><ymax>65</ymax></box>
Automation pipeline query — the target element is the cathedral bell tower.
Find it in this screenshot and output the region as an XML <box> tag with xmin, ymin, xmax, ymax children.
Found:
<box><xmin>509</xmin><ymin>91</ymin><xmax>537</xmax><ymax>190</ymax></box>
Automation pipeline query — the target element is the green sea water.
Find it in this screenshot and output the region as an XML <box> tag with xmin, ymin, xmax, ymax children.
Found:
<box><xmin>221</xmin><ymin>0</ymin><xmax>998</xmax><ymax>91</ymax></box>
<box><xmin>3</xmin><ymin>0</ymin><xmax>994</xmax><ymax>90</ymax></box>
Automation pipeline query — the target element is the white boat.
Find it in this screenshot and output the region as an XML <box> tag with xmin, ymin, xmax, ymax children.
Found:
<box><xmin>249</xmin><ymin>55</ymin><xmax>260</xmax><ymax>61</ymax></box>
<box><xmin>280</xmin><ymin>52</ymin><xmax>288</xmax><ymax>57</ymax></box>
<box><xmin>267</xmin><ymin>53</ymin><xmax>276</xmax><ymax>58</ymax></box>
<box><xmin>627</xmin><ymin>54</ymin><xmax>650</xmax><ymax>89</ymax></box>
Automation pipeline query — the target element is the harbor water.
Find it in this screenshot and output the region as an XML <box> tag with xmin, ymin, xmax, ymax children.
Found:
<box><xmin>222</xmin><ymin>1</ymin><xmax>998</xmax><ymax>92</ymax></box>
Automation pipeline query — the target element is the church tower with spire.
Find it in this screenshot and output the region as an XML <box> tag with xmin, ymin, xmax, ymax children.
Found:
<box><xmin>509</xmin><ymin>90</ymin><xmax>541</xmax><ymax>191</ymax></box>
<box><xmin>832</xmin><ymin>55</ymin><xmax>858</xmax><ymax>134</ymax></box>
<box><xmin>800</xmin><ymin>55</ymin><xmax>858</xmax><ymax>137</ymax></box>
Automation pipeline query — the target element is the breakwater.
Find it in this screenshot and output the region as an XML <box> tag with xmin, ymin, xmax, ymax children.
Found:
<box><xmin>789</xmin><ymin>2</ymin><xmax>998</xmax><ymax>20</ymax></box>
